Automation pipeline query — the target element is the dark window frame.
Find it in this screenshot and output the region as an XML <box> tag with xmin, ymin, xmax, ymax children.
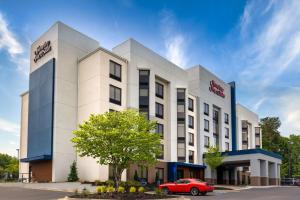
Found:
<box><xmin>156</xmin><ymin>123</ymin><xmax>164</xmax><ymax>138</ymax></box>
<box><xmin>109</xmin><ymin>85</ymin><xmax>121</xmax><ymax>105</ymax></box>
<box><xmin>157</xmin><ymin>144</ymin><xmax>164</xmax><ymax>159</ymax></box>
<box><xmin>225</xmin><ymin>113</ymin><xmax>229</xmax><ymax>124</ymax></box>
<box><xmin>109</xmin><ymin>60</ymin><xmax>122</xmax><ymax>81</ymax></box>
<box><xmin>225</xmin><ymin>127</ymin><xmax>230</xmax><ymax>139</ymax></box>
<box><xmin>189</xmin><ymin>150</ymin><xmax>194</xmax><ymax>163</ymax></box>
<box><xmin>188</xmin><ymin>115</ymin><xmax>194</xmax><ymax>129</ymax></box>
<box><xmin>188</xmin><ymin>98</ymin><xmax>194</xmax><ymax>111</ymax></box>
<box><xmin>204</xmin><ymin>103</ymin><xmax>209</xmax><ymax>116</ymax></box>
<box><xmin>155</xmin><ymin>82</ymin><xmax>164</xmax><ymax>99</ymax></box>
<box><xmin>188</xmin><ymin>132</ymin><xmax>194</xmax><ymax>146</ymax></box>
<box><xmin>225</xmin><ymin>142</ymin><xmax>230</xmax><ymax>152</ymax></box>
<box><xmin>204</xmin><ymin>136</ymin><xmax>210</xmax><ymax>148</ymax></box>
<box><xmin>204</xmin><ymin>119</ymin><xmax>209</xmax><ymax>132</ymax></box>
<box><xmin>155</xmin><ymin>102</ymin><xmax>164</xmax><ymax>119</ymax></box>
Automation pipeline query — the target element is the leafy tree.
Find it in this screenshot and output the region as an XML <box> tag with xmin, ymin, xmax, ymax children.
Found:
<box><xmin>0</xmin><ymin>153</ymin><xmax>18</xmax><ymax>179</ymax></box>
<box><xmin>71</xmin><ymin>109</ymin><xmax>161</xmax><ymax>189</ymax></box>
<box><xmin>260</xmin><ymin>117</ymin><xmax>282</xmax><ymax>152</ymax></box>
<box><xmin>204</xmin><ymin>146</ymin><xmax>224</xmax><ymax>183</ymax></box>
<box><xmin>67</xmin><ymin>161</ymin><xmax>79</xmax><ymax>182</ymax></box>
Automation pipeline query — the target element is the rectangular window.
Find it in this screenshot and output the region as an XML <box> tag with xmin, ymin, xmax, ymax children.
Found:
<box><xmin>204</xmin><ymin>119</ymin><xmax>209</xmax><ymax>132</ymax></box>
<box><xmin>225</xmin><ymin>113</ymin><xmax>229</xmax><ymax>124</ymax></box>
<box><xmin>189</xmin><ymin>150</ymin><xmax>194</xmax><ymax>163</ymax></box>
<box><xmin>204</xmin><ymin>103</ymin><xmax>209</xmax><ymax>116</ymax></box>
<box><xmin>177</xmin><ymin>124</ymin><xmax>185</xmax><ymax>138</ymax></box>
<box><xmin>204</xmin><ymin>136</ymin><xmax>210</xmax><ymax>148</ymax></box>
<box><xmin>214</xmin><ymin>134</ymin><xmax>219</xmax><ymax>147</ymax></box>
<box><xmin>155</xmin><ymin>168</ymin><xmax>164</xmax><ymax>183</ymax></box>
<box><xmin>109</xmin><ymin>60</ymin><xmax>121</xmax><ymax>81</ymax></box>
<box><xmin>139</xmin><ymin>70</ymin><xmax>150</xmax><ymax>119</ymax></box>
<box><xmin>177</xmin><ymin>143</ymin><xmax>185</xmax><ymax>159</ymax></box>
<box><xmin>109</xmin><ymin>85</ymin><xmax>121</xmax><ymax>105</ymax></box>
<box><xmin>225</xmin><ymin>142</ymin><xmax>229</xmax><ymax>151</ymax></box>
<box><xmin>188</xmin><ymin>98</ymin><xmax>194</xmax><ymax>111</ymax></box>
<box><xmin>157</xmin><ymin>144</ymin><xmax>164</xmax><ymax>159</ymax></box>
<box><xmin>155</xmin><ymin>82</ymin><xmax>164</xmax><ymax>99</ymax></box>
<box><xmin>155</xmin><ymin>102</ymin><xmax>164</xmax><ymax>119</ymax></box>
<box><xmin>156</xmin><ymin>123</ymin><xmax>164</xmax><ymax>138</ymax></box>
<box><xmin>138</xmin><ymin>165</ymin><xmax>148</xmax><ymax>180</ymax></box>
<box><xmin>225</xmin><ymin>128</ymin><xmax>229</xmax><ymax>139</ymax></box>
<box><xmin>189</xmin><ymin>132</ymin><xmax>194</xmax><ymax>146</ymax></box>
<box><xmin>188</xmin><ymin>115</ymin><xmax>194</xmax><ymax>129</ymax></box>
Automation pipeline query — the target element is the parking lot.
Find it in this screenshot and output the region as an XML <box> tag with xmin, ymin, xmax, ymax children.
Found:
<box><xmin>0</xmin><ymin>185</ymin><xmax>299</xmax><ymax>200</ymax></box>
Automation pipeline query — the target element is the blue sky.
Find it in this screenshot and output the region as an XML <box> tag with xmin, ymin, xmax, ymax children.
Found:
<box><xmin>1</xmin><ymin>0</ymin><xmax>300</xmax><ymax>156</ymax></box>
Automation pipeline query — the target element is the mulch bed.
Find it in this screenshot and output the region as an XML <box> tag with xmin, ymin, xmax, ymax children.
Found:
<box><xmin>70</xmin><ymin>193</ymin><xmax>175</xmax><ymax>199</ymax></box>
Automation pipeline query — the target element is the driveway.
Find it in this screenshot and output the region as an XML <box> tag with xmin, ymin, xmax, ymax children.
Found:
<box><xmin>184</xmin><ymin>186</ymin><xmax>300</xmax><ymax>200</ymax></box>
<box><xmin>0</xmin><ymin>186</ymin><xmax>70</xmax><ymax>200</ymax></box>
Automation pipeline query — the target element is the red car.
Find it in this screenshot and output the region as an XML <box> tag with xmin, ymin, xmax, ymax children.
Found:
<box><xmin>159</xmin><ymin>178</ymin><xmax>214</xmax><ymax>196</ymax></box>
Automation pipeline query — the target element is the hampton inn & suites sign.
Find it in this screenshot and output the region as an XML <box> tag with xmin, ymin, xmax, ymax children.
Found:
<box><xmin>34</xmin><ymin>41</ymin><xmax>52</xmax><ymax>63</ymax></box>
<box><xmin>209</xmin><ymin>80</ymin><xmax>225</xmax><ymax>98</ymax></box>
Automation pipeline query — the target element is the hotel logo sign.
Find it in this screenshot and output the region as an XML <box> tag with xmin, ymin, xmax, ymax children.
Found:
<box><xmin>209</xmin><ymin>80</ymin><xmax>225</xmax><ymax>98</ymax></box>
<box><xmin>34</xmin><ymin>41</ymin><xmax>52</xmax><ymax>63</ymax></box>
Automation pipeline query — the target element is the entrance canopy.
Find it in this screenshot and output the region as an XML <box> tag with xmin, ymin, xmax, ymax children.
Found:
<box><xmin>168</xmin><ymin>162</ymin><xmax>206</xmax><ymax>182</ymax></box>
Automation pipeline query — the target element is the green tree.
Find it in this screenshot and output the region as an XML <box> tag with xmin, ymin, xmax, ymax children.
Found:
<box><xmin>67</xmin><ymin>161</ymin><xmax>79</xmax><ymax>182</ymax></box>
<box><xmin>204</xmin><ymin>146</ymin><xmax>224</xmax><ymax>183</ymax></box>
<box><xmin>260</xmin><ymin>117</ymin><xmax>282</xmax><ymax>152</ymax></box>
<box><xmin>71</xmin><ymin>109</ymin><xmax>161</xmax><ymax>189</ymax></box>
<box><xmin>0</xmin><ymin>153</ymin><xmax>19</xmax><ymax>180</ymax></box>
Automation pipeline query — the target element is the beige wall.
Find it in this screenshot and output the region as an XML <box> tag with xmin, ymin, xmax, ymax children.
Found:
<box><xmin>77</xmin><ymin>48</ymin><xmax>127</xmax><ymax>181</ymax></box>
<box><xmin>19</xmin><ymin>92</ymin><xmax>29</xmax><ymax>180</ymax></box>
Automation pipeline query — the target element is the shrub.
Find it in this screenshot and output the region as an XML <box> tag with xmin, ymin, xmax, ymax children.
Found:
<box><xmin>67</xmin><ymin>161</ymin><xmax>79</xmax><ymax>182</ymax></box>
<box><xmin>138</xmin><ymin>186</ymin><xmax>145</xmax><ymax>193</ymax></box>
<box><xmin>105</xmin><ymin>180</ymin><xmax>115</xmax><ymax>187</ymax></box>
<box><xmin>106</xmin><ymin>186</ymin><xmax>115</xmax><ymax>193</ymax></box>
<box><xmin>127</xmin><ymin>180</ymin><xmax>141</xmax><ymax>188</ymax></box>
<box><xmin>96</xmin><ymin>186</ymin><xmax>106</xmax><ymax>194</ymax></box>
<box><xmin>117</xmin><ymin>186</ymin><xmax>125</xmax><ymax>193</ymax></box>
<box><xmin>119</xmin><ymin>181</ymin><xmax>127</xmax><ymax>188</ymax></box>
<box><xmin>129</xmin><ymin>186</ymin><xmax>136</xmax><ymax>193</ymax></box>
<box><xmin>95</xmin><ymin>180</ymin><xmax>106</xmax><ymax>186</ymax></box>
<box><xmin>155</xmin><ymin>188</ymin><xmax>162</xmax><ymax>195</ymax></box>
<box><xmin>74</xmin><ymin>189</ymin><xmax>78</xmax><ymax>195</ymax></box>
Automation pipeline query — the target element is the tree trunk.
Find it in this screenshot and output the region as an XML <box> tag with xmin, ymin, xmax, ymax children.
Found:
<box><xmin>113</xmin><ymin>166</ymin><xmax>123</xmax><ymax>190</ymax></box>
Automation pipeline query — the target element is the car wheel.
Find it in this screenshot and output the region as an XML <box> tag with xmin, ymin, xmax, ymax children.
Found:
<box><xmin>162</xmin><ymin>187</ymin><xmax>170</xmax><ymax>194</ymax></box>
<box><xmin>201</xmin><ymin>191</ymin><xmax>207</xmax><ymax>196</ymax></box>
<box><xmin>190</xmin><ymin>187</ymin><xmax>199</xmax><ymax>196</ymax></box>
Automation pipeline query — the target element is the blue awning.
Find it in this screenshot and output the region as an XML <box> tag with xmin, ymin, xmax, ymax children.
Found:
<box><xmin>220</xmin><ymin>148</ymin><xmax>282</xmax><ymax>160</ymax></box>
<box><xmin>20</xmin><ymin>155</ymin><xmax>52</xmax><ymax>162</ymax></box>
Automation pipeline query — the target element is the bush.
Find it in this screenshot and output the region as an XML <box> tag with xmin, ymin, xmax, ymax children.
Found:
<box><xmin>155</xmin><ymin>188</ymin><xmax>162</xmax><ymax>195</ymax></box>
<box><xmin>81</xmin><ymin>188</ymin><xmax>90</xmax><ymax>196</ymax></box>
<box><xmin>117</xmin><ymin>186</ymin><xmax>125</xmax><ymax>193</ymax></box>
<box><xmin>96</xmin><ymin>186</ymin><xmax>106</xmax><ymax>194</ymax></box>
<box><xmin>106</xmin><ymin>186</ymin><xmax>115</xmax><ymax>193</ymax></box>
<box><xmin>95</xmin><ymin>180</ymin><xmax>106</xmax><ymax>186</ymax></box>
<box><xmin>105</xmin><ymin>180</ymin><xmax>115</xmax><ymax>187</ymax></box>
<box><xmin>138</xmin><ymin>186</ymin><xmax>145</xmax><ymax>193</ymax></box>
<box><xmin>67</xmin><ymin>161</ymin><xmax>79</xmax><ymax>182</ymax></box>
<box><xmin>127</xmin><ymin>180</ymin><xmax>141</xmax><ymax>188</ymax></box>
<box><xmin>119</xmin><ymin>181</ymin><xmax>127</xmax><ymax>188</ymax></box>
<box><xmin>129</xmin><ymin>186</ymin><xmax>136</xmax><ymax>193</ymax></box>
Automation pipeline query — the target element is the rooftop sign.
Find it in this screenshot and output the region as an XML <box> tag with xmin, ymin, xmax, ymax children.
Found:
<box><xmin>209</xmin><ymin>80</ymin><xmax>225</xmax><ymax>98</ymax></box>
<box><xmin>34</xmin><ymin>41</ymin><xmax>52</xmax><ymax>63</ymax></box>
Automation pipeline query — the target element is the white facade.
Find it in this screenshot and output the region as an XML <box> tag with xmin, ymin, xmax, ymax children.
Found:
<box><xmin>19</xmin><ymin>22</ymin><xmax>281</xmax><ymax>185</ymax></box>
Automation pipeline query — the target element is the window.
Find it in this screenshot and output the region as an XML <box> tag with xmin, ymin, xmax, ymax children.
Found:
<box><xmin>188</xmin><ymin>98</ymin><xmax>194</xmax><ymax>111</ymax></box>
<box><xmin>204</xmin><ymin>136</ymin><xmax>210</xmax><ymax>148</ymax></box>
<box><xmin>224</xmin><ymin>113</ymin><xmax>229</xmax><ymax>124</ymax></box>
<box><xmin>189</xmin><ymin>150</ymin><xmax>194</xmax><ymax>163</ymax></box>
<box><xmin>157</xmin><ymin>144</ymin><xmax>164</xmax><ymax>159</ymax></box>
<box><xmin>177</xmin><ymin>88</ymin><xmax>185</xmax><ymax>102</ymax></box>
<box><xmin>177</xmin><ymin>143</ymin><xmax>185</xmax><ymax>161</ymax></box>
<box><xmin>109</xmin><ymin>85</ymin><xmax>121</xmax><ymax>105</ymax></box>
<box><xmin>139</xmin><ymin>70</ymin><xmax>149</xmax><ymax>119</ymax></box>
<box><xmin>225</xmin><ymin>142</ymin><xmax>229</xmax><ymax>151</ymax></box>
<box><xmin>156</xmin><ymin>123</ymin><xmax>164</xmax><ymax>138</ymax></box>
<box><xmin>155</xmin><ymin>168</ymin><xmax>164</xmax><ymax>183</ymax></box>
<box><xmin>177</xmin><ymin>124</ymin><xmax>185</xmax><ymax>142</ymax></box>
<box><xmin>155</xmin><ymin>102</ymin><xmax>164</xmax><ymax>118</ymax></box>
<box><xmin>204</xmin><ymin>119</ymin><xmax>209</xmax><ymax>132</ymax></box>
<box><xmin>225</xmin><ymin>128</ymin><xmax>229</xmax><ymax>139</ymax></box>
<box><xmin>138</xmin><ymin>165</ymin><xmax>148</xmax><ymax>180</ymax></box>
<box><xmin>188</xmin><ymin>115</ymin><xmax>194</xmax><ymax>129</ymax></box>
<box><xmin>255</xmin><ymin>127</ymin><xmax>261</xmax><ymax>148</ymax></box>
<box><xmin>204</xmin><ymin>103</ymin><xmax>209</xmax><ymax>115</ymax></box>
<box><xmin>139</xmin><ymin>89</ymin><xmax>148</xmax><ymax>96</ymax></box>
<box><xmin>214</xmin><ymin>134</ymin><xmax>219</xmax><ymax>147</ymax></box>
<box><xmin>155</xmin><ymin>82</ymin><xmax>164</xmax><ymax>99</ymax></box>
<box><xmin>109</xmin><ymin>60</ymin><xmax>121</xmax><ymax>81</ymax></box>
<box><xmin>189</xmin><ymin>132</ymin><xmax>194</xmax><ymax>146</ymax></box>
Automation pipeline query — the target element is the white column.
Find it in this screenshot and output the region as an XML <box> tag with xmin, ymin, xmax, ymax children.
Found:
<box><xmin>260</xmin><ymin>160</ymin><xmax>268</xmax><ymax>185</ymax></box>
<box><xmin>269</xmin><ymin>162</ymin><xmax>277</xmax><ymax>185</ymax></box>
<box><xmin>250</xmin><ymin>159</ymin><xmax>261</xmax><ymax>186</ymax></box>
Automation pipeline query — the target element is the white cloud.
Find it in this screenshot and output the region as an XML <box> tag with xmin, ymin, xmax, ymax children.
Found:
<box><xmin>0</xmin><ymin>118</ymin><xmax>20</xmax><ymax>134</ymax></box>
<box><xmin>160</xmin><ymin>10</ymin><xmax>188</xmax><ymax>67</ymax></box>
<box><xmin>0</xmin><ymin>12</ymin><xmax>29</xmax><ymax>76</ymax></box>
<box><xmin>0</xmin><ymin>13</ymin><xmax>23</xmax><ymax>56</ymax></box>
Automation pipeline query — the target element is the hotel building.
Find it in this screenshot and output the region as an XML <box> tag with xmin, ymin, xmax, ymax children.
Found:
<box><xmin>19</xmin><ymin>22</ymin><xmax>281</xmax><ymax>186</ymax></box>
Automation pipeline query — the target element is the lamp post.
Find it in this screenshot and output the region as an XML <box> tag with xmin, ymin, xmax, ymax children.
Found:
<box><xmin>16</xmin><ymin>148</ymin><xmax>19</xmax><ymax>160</ymax></box>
